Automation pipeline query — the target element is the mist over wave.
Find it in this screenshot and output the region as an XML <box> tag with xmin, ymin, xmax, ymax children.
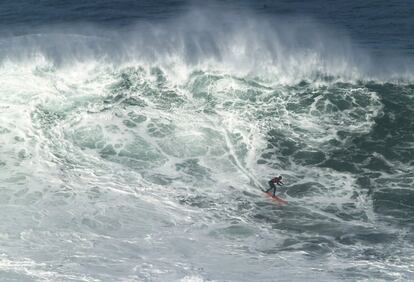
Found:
<box><xmin>2</xmin><ymin>8</ymin><xmax>411</xmax><ymax>83</ymax></box>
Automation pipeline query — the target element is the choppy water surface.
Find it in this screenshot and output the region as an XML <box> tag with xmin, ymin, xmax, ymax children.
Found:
<box><xmin>0</xmin><ymin>2</ymin><xmax>414</xmax><ymax>281</ymax></box>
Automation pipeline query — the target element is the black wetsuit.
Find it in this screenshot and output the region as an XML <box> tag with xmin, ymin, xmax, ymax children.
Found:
<box><xmin>266</xmin><ymin>177</ymin><xmax>283</xmax><ymax>196</ymax></box>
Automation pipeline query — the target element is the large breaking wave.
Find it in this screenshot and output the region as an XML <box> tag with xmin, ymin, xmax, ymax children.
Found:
<box><xmin>0</xmin><ymin>9</ymin><xmax>413</xmax><ymax>282</ymax></box>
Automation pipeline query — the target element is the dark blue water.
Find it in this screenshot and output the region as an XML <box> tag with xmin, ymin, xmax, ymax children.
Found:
<box><xmin>1</xmin><ymin>1</ymin><xmax>413</xmax><ymax>54</ymax></box>
<box><xmin>0</xmin><ymin>1</ymin><xmax>413</xmax><ymax>281</ymax></box>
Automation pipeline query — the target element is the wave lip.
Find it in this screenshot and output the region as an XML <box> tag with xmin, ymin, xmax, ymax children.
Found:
<box><xmin>2</xmin><ymin>8</ymin><xmax>413</xmax><ymax>83</ymax></box>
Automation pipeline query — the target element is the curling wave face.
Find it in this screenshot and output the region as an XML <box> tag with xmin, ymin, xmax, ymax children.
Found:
<box><xmin>0</xmin><ymin>11</ymin><xmax>414</xmax><ymax>282</ymax></box>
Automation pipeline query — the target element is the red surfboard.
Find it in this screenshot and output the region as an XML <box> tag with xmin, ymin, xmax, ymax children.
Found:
<box><xmin>263</xmin><ymin>191</ymin><xmax>288</xmax><ymax>205</ymax></box>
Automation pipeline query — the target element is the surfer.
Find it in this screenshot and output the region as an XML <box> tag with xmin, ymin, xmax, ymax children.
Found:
<box><xmin>265</xmin><ymin>176</ymin><xmax>284</xmax><ymax>196</ymax></box>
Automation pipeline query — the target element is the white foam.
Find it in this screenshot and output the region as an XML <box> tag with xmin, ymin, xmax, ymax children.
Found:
<box><xmin>0</xmin><ymin>22</ymin><xmax>412</xmax><ymax>280</ymax></box>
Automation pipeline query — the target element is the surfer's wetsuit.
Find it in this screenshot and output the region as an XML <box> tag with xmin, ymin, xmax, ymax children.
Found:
<box><xmin>266</xmin><ymin>176</ymin><xmax>284</xmax><ymax>196</ymax></box>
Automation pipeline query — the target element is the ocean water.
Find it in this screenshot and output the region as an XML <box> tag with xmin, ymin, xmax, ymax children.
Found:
<box><xmin>0</xmin><ymin>1</ymin><xmax>413</xmax><ymax>281</ymax></box>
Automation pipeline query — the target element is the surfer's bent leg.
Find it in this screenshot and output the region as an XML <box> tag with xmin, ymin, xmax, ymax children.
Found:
<box><xmin>268</xmin><ymin>181</ymin><xmax>276</xmax><ymax>196</ymax></box>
